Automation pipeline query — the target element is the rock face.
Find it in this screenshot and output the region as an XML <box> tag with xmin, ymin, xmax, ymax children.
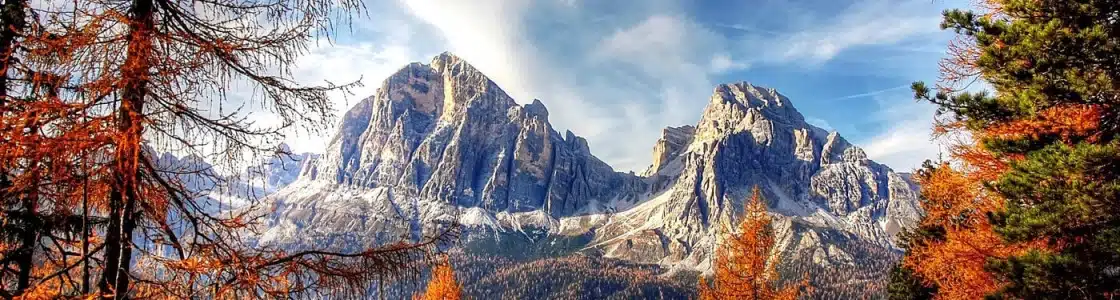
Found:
<box><xmin>641</xmin><ymin>125</ymin><xmax>695</xmax><ymax>177</ymax></box>
<box><xmin>295</xmin><ymin>53</ymin><xmax>643</xmax><ymax>217</ymax></box>
<box><xmin>258</xmin><ymin>53</ymin><xmax>922</xmax><ymax>273</ymax></box>
<box><xmin>578</xmin><ymin>82</ymin><xmax>922</xmax><ymax>269</ymax></box>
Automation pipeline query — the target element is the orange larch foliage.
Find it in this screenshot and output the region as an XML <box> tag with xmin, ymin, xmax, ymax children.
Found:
<box><xmin>903</xmin><ymin>101</ymin><xmax>1098</xmax><ymax>300</ymax></box>
<box><xmin>903</xmin><ymin>162</ymin><xmax>1047</xmax><ymax>299</ymax></box>
<box><xmin>698</xmin><ymin>277</ymin><xmax>717</xmax><ymax>300</ymax></box>
<box><xmin>984</xmin><ymin>104</ymin><xmax>1102</xmax><ymax>143</ymax></box>
<box><xmin>415</xmin><ymin>260</ymin><xmax>462</xmax><ymax>300</ymax></box>
<box><xmin>699</xmin><ymin>187</ymin><xmax>805</xmax><ymax>300</ymax></box>
<box><xmin>2</xmin><ymin>0</ymin><xmax>459</xmax><ymax>298</ymax></box>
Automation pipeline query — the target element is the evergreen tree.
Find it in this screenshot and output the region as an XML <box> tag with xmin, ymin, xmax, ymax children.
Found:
<box><xmin>894</xmin><ymin>0</ymin><xmax>1120</xmax><ymax>298</ymax></box>
<box><xmin>886</xmin><ymin>260</ymin><xmax>935</xmax><ymax>300</ymax></box>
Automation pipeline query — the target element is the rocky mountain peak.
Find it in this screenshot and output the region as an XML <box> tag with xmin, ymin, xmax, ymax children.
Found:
<box><xmin>641</xmin><ymin>125</ymin><xmax>695</xmax><ymax>177</ymax></box>
<box><xmin>258</xmin><ymin>58</ymin><xmax>923</xmax><ymax>287</ymax></box>
<box><xmin>430</xmin><ymin>51</ymin><xmax>461</xmax><ymax>71</ymax></box>
<box><xmin>523</xmin><ymin>99</ymin><xmax>549</xmax><ymax>119</ymax></box>
<box><xmin>276</xmin><ymin>53</ymin><xmax>643</xmax><ymax>222</ymax></box>
<box><xmin>704</xmin><ymin>82</ymin><xmax>806</xmax><ymax>127</ymax></box>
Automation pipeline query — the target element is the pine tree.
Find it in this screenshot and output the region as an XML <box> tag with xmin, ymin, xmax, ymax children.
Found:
<box><xmin>893</xmin><ymin>0</ymin><xmax>1120</xmax><ymax>298</ymax></box>
<box><xmin>698</xmin><ymin>187</ymin><xmax>804</xmax><ymax>300</ymax></box>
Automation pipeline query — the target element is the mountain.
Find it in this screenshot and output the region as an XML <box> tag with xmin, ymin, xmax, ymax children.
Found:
<box><xmin>575</xmin><ymin>82</ymin><xmax>922</xmax><ymax>270</ymax></box>
<box><xmin>147</xmin><ymin>144</ymin><xmax>314</xmax><ymax>209</ymax></box>
<box><xmin>255</xmin><ymin>52</ymin><xmax>922</xmax><ymax>297</ymax></box>
<box><xmin>303</xmin><ymin>53</ymin><xmax>644</xmax><ymax>216</ymax></box>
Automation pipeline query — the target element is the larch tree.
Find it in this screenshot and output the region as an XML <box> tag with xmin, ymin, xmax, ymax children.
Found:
<box><xmin>699</xmin><ymin>187</ymin><xmax>804</xmax><ymax>300</ymax></box>
<box><xmin>415</xmin><ymin>258</ymin><xmax>462</xmax><ymax>300</ymax></box>
<box><xmin>891</xmin><ymin>0</ymin><xmax>1120</xmax><ymax>298</ymax></box>
<box><xmin>0</xmin><ymin>0</ymin><xmax>112</xmax><ymax>297</ymax></box>
<box><xmin>0</xmin><ymin>0</ymin><xmax>33</xmax><ymax>294</ymax></box>
<box><xmin>1</xmin><ymin>0</ymin><xmax>458</xmax><ymax>298</ymax></box>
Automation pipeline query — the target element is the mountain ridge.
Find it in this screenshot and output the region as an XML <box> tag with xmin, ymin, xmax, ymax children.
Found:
<box><xmin>256</xmin><ymin>52</ymin><xmax>922</xmax><ymax>285</ymax></box>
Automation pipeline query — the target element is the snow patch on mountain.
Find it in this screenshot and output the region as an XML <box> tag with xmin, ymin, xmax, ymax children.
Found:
<box><xmin>254</xmin><ymin>53</ymin><xmax>923</xmax><ymax>275</ymax></box>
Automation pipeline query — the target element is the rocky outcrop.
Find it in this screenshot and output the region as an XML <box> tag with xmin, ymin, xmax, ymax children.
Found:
<box><xmin>257</xmin><ymin>54</ymin><xmax>923</xmax><ymax>274</ymax></box>
<box><xmin>578</xmin><ymin>82</ymin><xmax>922</xmax><ymax>270</ymax></box>
<box><xmin>641</xmin><ymin>125</ymin><xmax>695</xmax><ymax>177</ymax></box>
<box><xmin>273</xmin><ymin>52</ymin><xmax>644</xmax><ymax>225</ymax></box>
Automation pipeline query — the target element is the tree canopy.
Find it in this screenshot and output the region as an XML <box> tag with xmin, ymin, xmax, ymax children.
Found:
<box><xmin>891</xmin><ymin>0</ymin><xmax>1120</xmax><ymax>298</ymax></box>
<box><xmin>699</xmin><ymin>187</ymin><xmax>804</xmax><ymax>300</ymax></box>
<box><xmin>0</xmin><ymin>0</ymin><xmax>456</xmax><ymax>298</ymax></box>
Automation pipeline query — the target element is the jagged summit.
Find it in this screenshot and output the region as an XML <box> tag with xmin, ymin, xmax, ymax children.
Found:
<box><xmin>523</xmin><ymin>99</ymin><xmax>548</xmax><ymax>118</ymax></box>
<box><xmin>258</xmin><ymin>54</ymin><xmax>922</xmax><ymax>284</ymax></box>
<box><xmin>641</xmin><ymin>125</ymin><xmax>695</xmax><ymax>177</ymax></box>
<box><xmin>279</xmin><ymin>52</ymin><xmax>639</xmax><ymax>222</ymax></box>
<box><xmin>711</xmin><ymin>82</ymin><xmax>790</xmax><ymax>105</ymax></box>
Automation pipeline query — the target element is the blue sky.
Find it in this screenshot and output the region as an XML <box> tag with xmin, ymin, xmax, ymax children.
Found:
<box><xmin>282</xmin><ymin>0</ymin><xmax>971</xmax><ymax>173</ymax></box>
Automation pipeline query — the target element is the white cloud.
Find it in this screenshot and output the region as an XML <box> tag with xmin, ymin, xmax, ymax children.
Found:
<box><xmin>281</xmin><ymin>42</ymin><xmax>423</xmax><ymax>153</ymax></box>
<box><xmin>805</xmin><ymin>117</ymin><xmax>834</xmax><ymax>132</ymax></box>
<box><xmin>274</xmin><ymin>0</ymin><xmax>956</xmax><ymax>174</ymax></box>
<box><xmin>588</xmin><ymin>15</ymin><xmax>734</xmax><ymax>170</ymax></box>
<box><xmin>401</xmin><ymin>0</ymin><xmax>536</xmax><ymax>101</ymax></box>
<box><xmin>857</xmin><ymin>96</ymin><xmax>946</xmax><ymax>172</ymax></box>
<box><xmin>827</xmin><ymin>84</ymin><xmax>911</xmax><ymax>101</ymax></box>
<box><xmin>393</xmin><ymin>3</ymin><xmax>730</xmax><ymax>172</ymax></box>
<box><xmin>761</xmin><ymin>0</ymin><xmax>943</xmax><ymax>64</ymax></box>
<box><xmin>709</xmin><ymin>53</ymin><xmax>750</xmax><ymax>73</ymax></box>
<box><xmin>399</xmin><ymin>0</ymin><xmax>625</xmax><ymax>143</ymax></box>
<box><xmin>595</xmin><ymin>15</ymin><xmax>726</xmax><ymax>75</ymax></box>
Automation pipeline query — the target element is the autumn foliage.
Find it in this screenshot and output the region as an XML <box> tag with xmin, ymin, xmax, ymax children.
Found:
<box><xmin>699</xmin><ymin>187</ymin><xmax>805</xmax><ymax>300</ymax></box>
<box><xmin>0</xmin><ymin>0</ymin><xmax>455</xmax><ymax>298</ymax></box>
<box><xmin>891</xmin><ymin>0</ymin><xmax>1120</xmax><ymax>298</ymax></box>
<box><xmin>415</xmin><ymin>258</ymin><xmax>462</xmax><ymax>300</ymax></box>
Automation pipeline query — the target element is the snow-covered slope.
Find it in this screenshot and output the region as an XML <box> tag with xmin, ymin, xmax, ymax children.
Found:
<box><xmin>256</xmin><ymin>53</ymin><xmax>923</xmax><ymax>273</ymax></box>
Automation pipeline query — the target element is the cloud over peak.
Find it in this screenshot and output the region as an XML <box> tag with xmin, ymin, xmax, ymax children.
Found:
<box><xmin>276</xmin><ymin>0</ymin><xmax>967</xmax><ymax>172</ymax></box>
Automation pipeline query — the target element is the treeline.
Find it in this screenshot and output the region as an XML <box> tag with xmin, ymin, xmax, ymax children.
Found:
<box><xmin>779</xmin><ymin>238</ymin><xmax>901</xmax><ymax>299</ymax></box>
<box><xmin>373</xmin><ymin>252</ymin><xmax>693</xmax><ymax>299</ymax></box>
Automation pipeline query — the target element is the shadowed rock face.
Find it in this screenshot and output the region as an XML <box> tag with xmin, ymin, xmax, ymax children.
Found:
<box><xmin>584</xmin><ymin>82</ymin><xmax>922</xmax><ymax>270</ymax></box>
<box><xmin>292</xmin><ymin>52</ymin><xmax>644</xmax><ymax>218</ymax></box>
<box><xmin>258</xmin><ymin>53</ymin><xmax>922</xmax><ymax>275</ymax></box>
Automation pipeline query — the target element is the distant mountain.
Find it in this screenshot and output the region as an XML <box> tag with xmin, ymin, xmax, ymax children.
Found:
<box><xmin>578</xmin><ymin>81</ymin><xmax>922</xmax><ymax>270</ymax></box>
<box><xmin>148</xmin><ymin>144</ymin><xmax>313</xmax><ymax>209</ymax></box>
<box><xmin>254</xmin><ymin>52</ymin><xmax>923</xmax><ymax>297</ymax></box>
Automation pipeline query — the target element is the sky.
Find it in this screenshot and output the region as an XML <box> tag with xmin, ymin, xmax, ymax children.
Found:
<box><xmin>279</xmin><ymin>0</ymin><xmax>973</xmax><ymax>173</ymax></box>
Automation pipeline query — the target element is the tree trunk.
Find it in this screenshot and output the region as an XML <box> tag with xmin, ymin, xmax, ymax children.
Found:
<box><xmin>98</xmin><ymin>0</ymin><xmax>154</xmax><ymax>298</ymax></box>
<box><xmin>0</xmin><ymin>0</ymin><xmax>26</xmax><ymax>102</ymax></box>
<box><xmin>0</xmin><ymin>0</ymin><xmax>29</xmax><ymax>293</ymax></box>
<box><xmin>14</xmin><ymin>167</ymin><xmax>39</xmax><ymax>294</ymax></box>
<box><xmin>0</xmin><ymin>0</ymin><xmax>27</xmax><ymax>288</ymax></box>
<box><xmin>82</xmin><ymin>153</ymin><xmax>91</xmax><ymax>294</ymax></box>
<box><xmin>98</xmin><ymin>188</ymin><xmax>124</xmax><ymax>298</ymax></box>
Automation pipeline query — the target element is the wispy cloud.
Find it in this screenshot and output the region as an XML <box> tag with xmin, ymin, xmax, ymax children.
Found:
<box><xmin>805</xmin><ymin>117</ymin><xmax>835</xmax><ymax>132</ymax></box>
<box><xmin>856</xmin><ymin>91</ymin><xmax>945</xmax><ymax>172</ymax></box>
<box><xmin>744</xmin><ymin>0</ymin><xmax>945</xmax><ymax>66</ymax></box>
<box><xmin>827</xmin><ymin>84</ymin><xmax>911</xmax><ymax>101</ymax></box>
<box><xmin>274</xmin><ymin>0</ymin><xmax>962</xmax><ymax>172</ymax></box>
